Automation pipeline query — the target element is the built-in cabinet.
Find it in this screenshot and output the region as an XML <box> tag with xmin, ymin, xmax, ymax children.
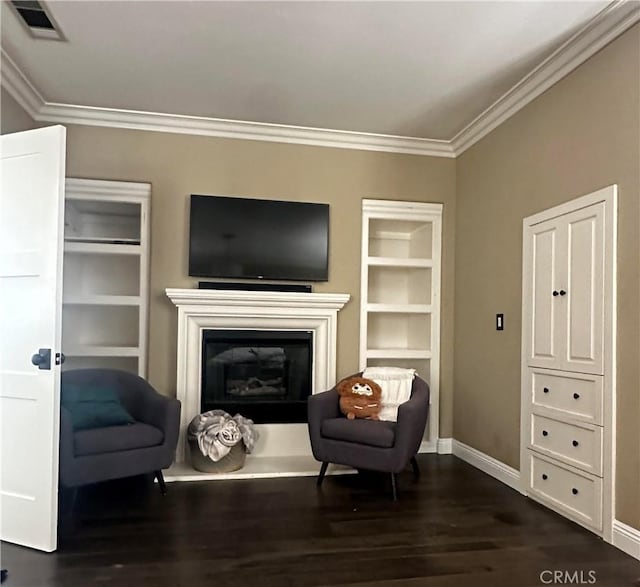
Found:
<box><xmin>62</xmin><ymin>179</ymin><xmax>150</xmax><ymax>376</ymax></box>
<box><xmin>521</xmin><ymin>186</ymin><xmax>616</xmax><ymax>539</ymax></box>
<box><xmin>359</xmin><ymin>199</ymin><xmax>442</xmax><ymax>445</ymax></box>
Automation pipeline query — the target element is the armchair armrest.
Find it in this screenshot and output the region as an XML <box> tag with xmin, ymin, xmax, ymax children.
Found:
<box><xmin>139</xmin><ymin>391</ymin><xmax>181</xmax><ymax>451</ymax></box>
<box><xmin>307</xmin><ymin>388</ymin><xmax>340</xmax><ymax>459</ymax></box>
<box><xmin>393</xmin><ymin>377</ymin><xmax>430</xmax><ymax>468</ymax></box>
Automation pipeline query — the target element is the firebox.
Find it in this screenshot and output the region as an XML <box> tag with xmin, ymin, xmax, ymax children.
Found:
<box><xmin>201</xmin><ymin>330</ymin><xmax>313</xmax><ymax>423</ymax></box>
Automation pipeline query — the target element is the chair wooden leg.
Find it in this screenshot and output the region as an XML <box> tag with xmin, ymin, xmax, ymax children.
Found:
<box><xmin>410</xmin><ymin>456</ymin><xmax>420</xmax><ymax>479</ymax></box>
<box><xmin>154</xmin><ymin>470</ymin><xmax>167</xmax><ymax>495</ymax></box>
<box><xmin>391</xmin><ymin>472</ymin><xmax>398</xmax><ymax>501</ymax></box>
<box><xmin>317</xmin><ymin>462</ymin><xmax>329</xmax><ymax>486</ymax></box>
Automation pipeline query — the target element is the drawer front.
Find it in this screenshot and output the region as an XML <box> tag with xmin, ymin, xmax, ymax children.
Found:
<box><xmin>531</xmin><ymin>370</ymin><xmax>603</xmax><ymax>425</ymax></box>
<box><xmin>528</xmin><ymin>451</ymin><xmax>602</xmax><ymax>531</ymax></box>
<box><xmin>530</xmin><ymin>414</ymin><xmax>602</xmax><ymax>475</ymax></box>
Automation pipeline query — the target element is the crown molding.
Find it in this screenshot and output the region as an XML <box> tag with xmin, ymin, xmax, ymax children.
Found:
<box><xmin>2</xmin><ymin>1</ymin><xmax>638</xmax><ymax>158</ymax></box>
<box><xmin>451</xmin><ymin>0</ymin><xmax>640</xmax><ymax>155</ymax></box>
<box><xmin>35</xmin><ymin>101</ymin><xmax>455</xmax><ymax>157</ymax></box>
<box><xmin>0</xmin><ymin>48</ymin><xmax>45</xmax><ymax>118</ymax></box>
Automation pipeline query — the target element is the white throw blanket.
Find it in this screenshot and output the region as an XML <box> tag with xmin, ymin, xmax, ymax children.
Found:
<box><xmin>362</xmin><ymin>366</ymin><xmax>416</xmax><ymax>422</ymax></box>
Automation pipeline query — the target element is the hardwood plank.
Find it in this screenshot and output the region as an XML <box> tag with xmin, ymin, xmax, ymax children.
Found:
<box><xmin>1</xmin><ymin>456</ymin><xmax>638</xmax><ymax>586</ymax></box>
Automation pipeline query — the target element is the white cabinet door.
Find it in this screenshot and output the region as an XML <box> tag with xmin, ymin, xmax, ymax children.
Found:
<box><xmin>525</xmin><ymin>218</ymin><xmax>564</xmax><ymax>369</ymax></box>
<box><xmin>563</xmin><ymin>204</ymin><xmax>604</xmax><ymax>374</ymax></box>
<box><xmin>0</xmin><ymin>126</ymin><xmax>66</xmax><ymax>552</ymax></box>
<box><xmin>525</xmin><ymin>202</ymin><xmax>604</xmax><ymax>374</ymax></box>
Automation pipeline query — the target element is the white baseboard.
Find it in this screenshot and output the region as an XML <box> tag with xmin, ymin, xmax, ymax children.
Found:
<box><xmin>612</xmin><ymin>520</ymin><xmax>640</xmax><ymax>560</ymax></box>
<box><xmin>452</xmin><ymin>439</ymin><xmax>523</xmax><ymax>494</ymax></box>
<box><xmin>417</xmin><ymin>437</ymin><xmax>453</xmax><ymax>454</ymax></box>
<box><xmin>437</xmin><ymin>437</ymin><xmax>453</xmax><ymax>454</ymax></box>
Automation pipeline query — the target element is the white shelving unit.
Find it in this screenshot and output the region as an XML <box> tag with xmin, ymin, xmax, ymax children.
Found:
<box><xmin>359</xmin><ymin>199</ymin><xmax>442</xmax><ymax>446</ymax></box>
<box><xmin>62</xmin><ymin>179</ymin><xmax>150</xmax><ymax>376</ymax></box>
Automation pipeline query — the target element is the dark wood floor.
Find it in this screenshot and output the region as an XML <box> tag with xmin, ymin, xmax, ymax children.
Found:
<box><xmin>2</xmin><ymin>455</ymin><xmax>639</xmax><ymax>586</ymax></box>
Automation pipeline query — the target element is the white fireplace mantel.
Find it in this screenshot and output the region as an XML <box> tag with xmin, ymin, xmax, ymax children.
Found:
<box><xmin>166</xmin><ymin>288</ymin><xmax>350</xmax><ymax>462</ymax></box>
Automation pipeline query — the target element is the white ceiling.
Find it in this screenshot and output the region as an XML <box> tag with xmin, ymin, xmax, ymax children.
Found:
<box><xmin>0</xmin><ymin>1</ymin><xmax>622</xmax><ymax>142</ymax></box>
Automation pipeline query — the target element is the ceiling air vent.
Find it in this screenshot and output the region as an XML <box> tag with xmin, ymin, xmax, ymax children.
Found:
<box><xmin>10</xmin><ymin>0</ymin><xmax>64</xmax><ymax>40</ymax></box>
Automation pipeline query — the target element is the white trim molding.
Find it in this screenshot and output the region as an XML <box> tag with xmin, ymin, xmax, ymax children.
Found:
<box><xmin>612</xmin><ymin>520</ymin><xmax>640</xmax><ymax>561</ymax></box>
<box><xmin>452</xmin><ymin>439</ymin><xmax>523</xmax><ymax>494</ymax></box>
<box><xmin>2</xmin><ymin>2</ymin><xmax>638</xmax><ymax>157</ymax></box>
<box><xmin>437</xmin><ymin>437</ymin><xmax>453</xmax><ymax>454</ymax></box>
<box><xmin>452</xmin><ymin>0</ymin><xmax>640</xmax><ymax>155</ymax></box>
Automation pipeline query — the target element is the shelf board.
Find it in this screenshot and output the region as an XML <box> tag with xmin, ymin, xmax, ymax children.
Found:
<box><xmin>63</xmin><ymin>295</ymin><xmax>141</xmax><ymax>306</ymax></box>
<box><xmin>367</xmin><ymin>256</ymin><xmax>433</xmax><ymax>268</ymax></box>
<box><xmin>64</xmin><ymin>236</ymin><xmax>140</xmax><ymax>245</ymax></box>
<box><xmin>63</xmin><ymin>345</ymin><xmax>140</xmax><ymax>357</ymax></box>
<box><xmin>367</xmin><ymin>303</ymin><xmax>432</xmax><ymax>313</ymax></box>
<box><xmin>64</xmin><ymin>241</ymin><xmax>141</xmax><ymax>255</ymax></box>
<box><xmin>366</xmin><ymin>349</ymin><xmax>432</xmax><ymax>359</ymax></box>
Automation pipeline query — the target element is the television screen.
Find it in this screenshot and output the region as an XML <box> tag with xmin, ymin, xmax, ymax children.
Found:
<box><xmin>189</xmin><ymin>195</ymin><xmax>329</xmax><ymax>281</ymax></box>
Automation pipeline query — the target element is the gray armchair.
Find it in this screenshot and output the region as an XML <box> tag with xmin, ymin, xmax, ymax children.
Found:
<box><xmin>308</xmin><ymin>373</ymin><xmax>430</xmax><ymax>500</ymax></box>
<box><xmin>59</xmin><ymin>369</ymin><xmax>181</xmax><ymax>495</ymax></box>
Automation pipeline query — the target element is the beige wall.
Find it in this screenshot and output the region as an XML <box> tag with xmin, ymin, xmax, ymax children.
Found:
<box><xmin>454</xmin><ymin>25</ymin><xmax>640</xmax><ymax>527</ymax></box>
<box><xmin>62</xmin><ymin>127</ymin><xmax>457</xmax><ymax>436</ymax></box>
<box><xmin>0</xmin><ymin>88</ymin><xmax>36</xmax><ymax>134</ymax></box>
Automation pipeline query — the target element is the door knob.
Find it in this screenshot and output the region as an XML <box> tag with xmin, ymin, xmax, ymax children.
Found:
<box><xmin>552</xmin><ymin>290</ymin><xmax>559</xmax><ymax>296</ymax></box>
<box><xmin>31</xmin><ymin>348</ymin><xmax>51</xmax><ymax>370</ymax></box>
<box><xmin>543</xmin><ymin>387</ymin><xmax>550</xmax><ymax>393</ymax></box>
<box><xmin>559</xmin><ymin>290</ymin><xmax>567</xmax><ymax>296</ymax></box>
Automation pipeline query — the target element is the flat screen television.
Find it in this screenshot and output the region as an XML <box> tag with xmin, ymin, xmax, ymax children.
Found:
<box><xmin>189</xmin><ymin>194</ymin><xmax>329</xmax><ymax>281</ymax></box>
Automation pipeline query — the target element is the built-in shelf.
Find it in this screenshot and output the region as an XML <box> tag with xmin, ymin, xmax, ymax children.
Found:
<box><xmin>366</xmin><ymin>349</ymin><xmax>432</xmax><ymax>359</ymax></box>
<box><xmin>64</xmin><ymin>241</ymin><xmax>142</xmax><ymax>256</ymax></box>
<box><xmin>366</xmin><ymin>303</ymin><xmax>432</xmax><ymax>313</ymax></box>
<box><xmin>63</xmin><ymin>345</ymin><xmax>141</xmax><ymax>358</ymax></box>
<box><xmin>62</xmin><ymin>178</ymin><xmax>150</xmax><ymax>376</ymax></box>
<box><xmin>63</xmin><ymin>295</ymin><xmax>141</xmax><ymax>306</ymax></box>
<box><xmin>64</xmin><ymin>236</ymin><xmax>141</xmax><ymax>245</ymax></box>
<box><xmin>360</xmin><ymin>199</ymin><xmax>442</xmax><ymax>446</ymax></box>
<box><xmin>366</xmin><ymin>256</ymin><xmax>433</xmax><ymax>268</ymax></box>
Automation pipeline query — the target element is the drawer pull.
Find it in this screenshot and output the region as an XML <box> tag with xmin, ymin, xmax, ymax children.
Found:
<box><xmin>572</xmin><ymin>488</ymin><xmax>579</xmax><ymax>495</ymax></box>
<box><xmin>573</xmin><ymin>393</ymin><xmax>580</xmax><ymax>400</ymax></box>
<box><xmin>543</xmin><ymin>387</ymin><xmax>550</xmax><ymax>393</ymax></box>
<box><xmin>572</xmin><ymin>440</ymin><xmax>579</xmax><ymax>447</ymax></box>
<box><xmin>542</xmin><ymin>474</ymin><xmax>548</xmax><ymax>480</ymax></box>
<box><xmin>542</xmin><ymin>430</ymin><xmax>548</xmax><ymax>437</ymax></box>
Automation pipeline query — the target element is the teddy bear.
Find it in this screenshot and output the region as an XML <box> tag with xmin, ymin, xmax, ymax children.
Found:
<box><xmin>336</xmin><ymin>376</ymin><xmax>382</xmax><ymax>420</ymax></box>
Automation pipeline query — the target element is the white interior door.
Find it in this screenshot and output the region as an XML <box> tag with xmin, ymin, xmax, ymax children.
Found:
<box><xmin>0</xmin><ymin>125</ymin><xmax>66</xmax><ymax>552</ymax></box>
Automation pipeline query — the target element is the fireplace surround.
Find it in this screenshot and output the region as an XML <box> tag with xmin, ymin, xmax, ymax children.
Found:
<box><xmin>166</xmin><ymin>288</ymin><xmax>350</xmax><ymax>463</ymax></box>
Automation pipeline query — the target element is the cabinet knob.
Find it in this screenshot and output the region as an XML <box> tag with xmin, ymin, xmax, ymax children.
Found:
<box><xmin>542</xmin><ymin>430</ymin><xmax>548</xmax><ymax>437</ymax></box>
<box><xmin>552</xmin><ymin>290</ymin><xmax>559</xmax><ymax>297</ymax></box>
<box><xmin>543</xmin><ymin>387</ymin><xmax>550</xmax><ymax>394</ymax></box>
<box><xmin>572</xmin><ymin>488</ymin><xmax>579</xmax><ymax>495</ymax></box>
<box><xmin>559</xmin><ymin>289</ymin><xmax>567</xmax><ymax>296</ymax></box>
<box><xmin>572</xmin><ymin>440</ymin><xmax>579</xmax><ymax>447</ymax></box>
<box><xmin>542</xmin><ymin>474</ymin><xmax>548</xmax><ymax>480</ymax></box>
<box><xmin>573</xmin><ymin>393</ymin><xmax>580</xmax><ymax>400</ymax></box>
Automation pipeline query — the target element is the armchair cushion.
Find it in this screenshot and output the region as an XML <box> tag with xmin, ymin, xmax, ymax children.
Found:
<box><xmin>61</xmin><ymin>383</ymin><xmax>135</xmax><ymax>430</ymax></box>
<box><xmin>74</xmin><ymin>422</ymin><xmax>164</xmax><ymax>457</ymax></box>
<box><xmin>321</xmin><ymin>418</ymin><xmax>396</xmax><ymax>448</ymax></box>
